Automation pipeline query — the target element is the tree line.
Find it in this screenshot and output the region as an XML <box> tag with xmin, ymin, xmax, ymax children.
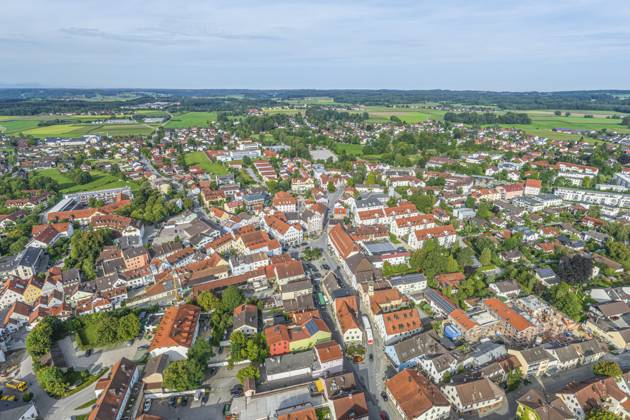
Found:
<box><xmin>444</xmin><ymin>111</ymin><xmax>531</xmax><ymax>125</ymax></box>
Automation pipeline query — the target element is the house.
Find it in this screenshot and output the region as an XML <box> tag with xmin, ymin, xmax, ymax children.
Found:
<box><xmin>388</xmin><ymin>273</ymin><xmax>427</xmax><ymax>297</ymax></box>
<box><xmin>508</xmin><ymin>347</ymin><xmax>556</xmax><ymax>378</ymax></box>
<box><xmin>555</xmin><ymin>377</ymin><xmax>630</xmax><ymax>420</ymax></box>
<box><xmin>483</xmin><ymin>298</ymin><xmax>537</xmax><ymax>345</ymax></box>
<box><xmin>489</xmin><ymin>280</ymin><xmax>521</xmax><ymax>300</ymax></box>
<box><xmin>330</xmin><ymin>392</ymin><xmax>369</xmax><ymax>420</ymax></box>
<box><xmin>149</xmin><ymin>304</ymin><xmax>201</xmax><ymax>360</ymax></box>
<box><xmin>384</xmin><ymin>330</ymin><xmax>446</xmax><ymax>371</ymax></box>
<box><xmin>524</xmin><ymin>179</ymin><xmax>542</xmax><ymax>196</ymax></box>
<box><xmin>328</xmin><ymin>224</ymin><xmax>359</xmax><ymax>261</ymax></box>
<box><xmin>535</xmin><ymin>267</ymin><xmax>560</xmax><ymax>288</ymax></box>
<box><xmin>408</xmin><ymin>225</ymin><xmax>457</xmax><ymax>250</ymax></box>
<box><xmin>418</xmin><ymin>352</ymin><xmax>458</xmax><ymax>383</ymax></box>
<box><xmin>516</xmin><ymin>389</ymin><xmax>573</xmax><ymax>420</ymax></box>
<box><xmin>233</xmin><ymin>304</ymin><xmax>259</xmax><ymax>336</ymax></box>
<box><xmin>12</xmin><ymin>247</ymin><xmax>47</xmax><ymax>280</ymax></box>
<box><xmin>264</xmin><ymin>317</ymin><xmax>332</xmax><ymax>356</ymax></box>
<box><xmin>386</xmin><ymin>369</ymin><xmax>451</xmax><ymax>420</ymax></box>
<box><xmin>334</xmin><ymin>295</ymin><xmax>363</xmax><ymax>345</ymax></box>
<box><xmin>142</xmin><ymin>354</ymin><xmax>169</xmax><ymax>394</ymax></box>
<box><xmin>374</xmin><ymin>308</ymin><xmax>422</xmax><ymax>345</ymax></box>
<box><xmin>90</xmin><ymin>358</ymin><xmax>139</xmax><ymax>420</ymax></box>
<box><xmin>272</xmin><ymin>191</ymin><xmax>298</xmax><ymax>213</ymax></box>
<box><xmin>313</xmin><ymin>340</ymin><xmax>344</xmax><ymax>378</ymax></box>
<box><xmin>442</xmin><ymin>378</ymin><xmax>506</xmax><ymax>414</ymax></box>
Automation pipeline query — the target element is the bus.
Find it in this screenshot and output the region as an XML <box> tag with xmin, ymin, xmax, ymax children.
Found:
<box><xmin>361</xmin><ymin>315</ymin><xmax>374</xmax><ymax>345</ymax></box>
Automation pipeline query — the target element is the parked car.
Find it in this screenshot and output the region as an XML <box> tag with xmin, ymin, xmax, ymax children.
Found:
<box><xmin>231</xmin><ymin>384</ymin><xmax>243</xmax><ymax>397</ymax></box>
<box><xmin>181</xmin><ymin>396</ymin><xmax>189</xmax><ymax>406</ymax></box>
<box><xmin>143</xmin><ymin>399</ymin><xmax>152</xmax><ymax>412</ymax></box>
<box><xmin>85</xmin><ymin>349</ymin><xmax>92</xmax><ymax>357</ymax></box>
<box><xmin>168</xmin><ymin>397</ymin><xmax>177</xmax><ymax>407</ymax></box>
<box><xmin>369</xmin><ymin>353</ymin><xmax>374</xmax><ymax>361</ymax></box>
<box><xmin>322</xmin><ymin>264</ymin><xmax>330</xmax><ymax>270</ymax></box>
<box><xmin>380</xmin><ymin>391</ymin><xmax>388</xmax><ymax>401</ymax></box>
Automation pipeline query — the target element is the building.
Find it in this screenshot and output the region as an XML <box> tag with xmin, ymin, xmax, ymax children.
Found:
<box><xmin>508</xmin><ymin>347</ymin><xmax>556</xmax><ymax>378</ymax></box>
<box><xmin>386</xmin><ymin>369</ymin><xmax>451</xmax><ymax>420</ymax></box>
<box><xmin>313</xmin><ymin>340</ymin><xmax>344</xmax><ymax>378</ymax></box>
<box><xmin>408</xmin><ymin>225</ymin><xmax>457</xmax><ymax>250</ymax></box>
<box><xmin>233</xmin><ymin>303</ymin><xmax>259</xmax><ymax>336</ymax></box>
<box><xmin>89</xmin><ymin>358</ymin><xmax>139</xmax><ymax>420</ymax></box>
<box><xmin>149</xmin><ymin>304</ymin><xmax>201</xmax><ymax>360</ymax></box>
<box><xmin>555</xmin><ymin>377</ymin><xmax>630</xmax><ymax>419</ymax></box>
<box><xmin>334</xmin><ymin>296</ymin><xmax>363</xmax><ymax>345</ymax></box>
<box><xmin>374</xmin><ymin>308</ymin><xmax>422</xmax><ymax>345</ymax></box>
<box><xmin>442</xmin><ymin>378</ymin><xmax>506</xmax><ymax>414</ymax></box>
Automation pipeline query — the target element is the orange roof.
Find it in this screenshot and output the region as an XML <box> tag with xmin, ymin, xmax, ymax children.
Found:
<box><xmin>277</xmin><ymin>408</ymin><xmax>317</xmax><ymax>420</ymax></box>
<box><xmin>413</xmin><ymin>225</ymin><xmax>456</xmax><ymax>241</ymax></box>
<box><xmin>335</xmin><ymin>296</ymin><xmax>360</xmax><ymax>334</ymax></box>
<box><xmin>386</xmin><ymin>369</ymin><xmax>449</xmax><ymax>418</ymax></box>
<box><xmin>328</xmin><ymin>224</ymin><xmax>359</xmax><ymax>259</ymax></box>
<box><xmin>382</xmin><ymin>308</ymin><xmax>421</xmax><ymax>336</ymax></box>
<box><xmin>483</xmin><ymin>298</ymin><xmax>532</xmax><ymax>332</ymax></box>
<box><xmin>524</xmin><ymin>178</ymin><xmax>542</xmax><ymax>188</ymax></box>
<box><xmin>449</xmin><ymin>309</ymin><xmax>477</xmax><ymax>331</ymax></box>
<box><xmin>314</xmin><ymin>340</ymin><xmax>343</xmax><ymax>363</ymax></box>
<box><xmin>149</xmin><ymin>304</ymin><xmax>201</xmax><ymax>352</ymax></box>
<box><xmin>435</xmin><ymin>272</ymin><xmax>465</xmax><ymax>288</ymax></box>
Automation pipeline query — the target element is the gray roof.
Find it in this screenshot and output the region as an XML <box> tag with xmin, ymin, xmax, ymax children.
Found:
<box><xmin>264</xmin><ymin>351</ymin><xmax>314</xmax><ymax>378</ymax></box>
<box><xmin>17</xmin><ymin>246</ymin><xmax>44</xmax><ymax>267</ymax></box>
<box><xmin>389</xmin><ymin>273</ymin><xmax>426</xmax><ymax>287</ymax></box>
<box><xmin>391</xmin><ymin>331</ymin><xmax>446</xmax><ymax>363</ymax></box>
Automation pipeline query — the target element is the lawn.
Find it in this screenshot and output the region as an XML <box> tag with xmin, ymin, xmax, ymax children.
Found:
<box><xmin>165</xmin><ymin>112</ymin><xmax>217</xmax><ymax>128</ymax></box>
<box><xmin>334</xmin><ymin>143</ymin><xmax>364</xmax><ymax>156</ymax></box>
<box><xmin>34</xmin><ymin>168</ymin><xmax>140</xmax><ymax>193</ymax></box>
<box><xmin>184</xmin><ymin>151</ymin><xmax>229</xmax><ymax>175</ymax></box>
<box><xmin>364</xmin><ymin>106</ymin><xmax>447</xmax><ymax>123</ymax></box>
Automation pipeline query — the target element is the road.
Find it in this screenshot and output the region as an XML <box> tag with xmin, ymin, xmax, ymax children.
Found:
<box><xmin>298</xmin><ymin>187</ymin><xmax>397</xmax><ymax>420</ymax></box>
<box><xmin>141</xmin><ymin>155</ymin><xmax>184</xmax><ymax>192</ymax></box>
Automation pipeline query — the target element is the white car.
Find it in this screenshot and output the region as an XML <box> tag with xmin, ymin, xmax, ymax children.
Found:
<box><xmin>143</xmin><ymin>399</ymin><xmax>152</xmax><ymax>412</ymax></box>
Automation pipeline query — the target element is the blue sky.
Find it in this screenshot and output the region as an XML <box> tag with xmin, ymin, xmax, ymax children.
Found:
<box><xmin>1</xmin><ymin>0</ymin><xmax>629</xmax><ymax>90</ymax></box>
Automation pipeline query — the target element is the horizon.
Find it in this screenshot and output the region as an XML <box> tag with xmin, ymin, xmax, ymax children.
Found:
<box><xmin>2</xmin><ymin>0</ymin><xmax>630</xmax><ymax>91</ymax></box>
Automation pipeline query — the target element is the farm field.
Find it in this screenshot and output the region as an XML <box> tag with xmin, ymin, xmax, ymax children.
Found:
<box><xmin>334</xmin><ymin>143</ymin><xmax>364</xmax><ymax>156</ymax></box>
<box><xmin>34</xmin><ymin>168</ymin><xmax>140</xmax><ymax>193</ymax></box>
<box><xmin>363</xmin><ymin>106</ymin><xmax>447</xmax><ymax>123</ymax></box>
<box><xmin>184</xmin><ymin>151</ymin><xmax>229</xmax><ymax>175</ymax></box>
<box><xmin>262</xmin><ymin>108</ymin><xmax>303</xmax><ymax>115</ymax></box>
<box><xmin>165</xmin><ymin>112</ymin><xmax>217</xmax><ymax>128</ymax></box>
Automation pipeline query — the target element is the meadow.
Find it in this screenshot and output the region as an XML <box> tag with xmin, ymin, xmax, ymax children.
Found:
<box><xmin>165</xmin><ymin>112</ymin><xmax>217</xmax><ymax>128</ymax></box>
<box><xmin>34</xmin><ymin>168</ymin><xmax>140</xmax><ymax>193</ymax></box>
<box><xmin>184</xmin><ymin>151</ymin><xmax>229</xmax><ymax>175</ymax></box>
<box><xmin>334</xmin><ymin>143</ymin><xmax>364</xmax><ymax>156</ymax></box>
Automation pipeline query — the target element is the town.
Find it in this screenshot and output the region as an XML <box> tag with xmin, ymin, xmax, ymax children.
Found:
<box><xmin>1</xmin><ymin>90</ymin><xmax>630</xmax><ymax>420</ymax></box>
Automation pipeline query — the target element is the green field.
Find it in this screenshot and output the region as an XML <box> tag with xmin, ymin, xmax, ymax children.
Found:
<box><xmin>184</xmin><ymin>151</ymin><xmax>229</xmax><ymax>175</ymax></box>
<box><xmin>334</xmin><ymin>143</ymin><xmax>364</xmax><ymax>156</ymax></box>
<box><xmin>262</xmin><ymin>108</ymin><xmax>304</xmax><ymax>115</ymax></box>
<box><xmin>34</xmin><ymin>168</ymin><xmax>140</xmax><ymax>193</ymax></box>
<box><xmin>364</xmin><ymin>106</ymin><xmax>447</xmax><ymax>123</ymax></box>
<box><xmin>165</xmin><ymin>112</ymin><xmax>217</xmax><ymax>128</ymax></box>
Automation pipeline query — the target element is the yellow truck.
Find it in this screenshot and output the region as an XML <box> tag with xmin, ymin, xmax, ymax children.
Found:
<box><xmin>5</xmin><ymin>379</ymin><xmax>28</xmax><ymax>392</ymax></box>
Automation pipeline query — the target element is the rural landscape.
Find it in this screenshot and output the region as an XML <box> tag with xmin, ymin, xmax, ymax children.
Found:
<box><xmin>2</xmin><ymin>1</ymin><xmax>630</xmax><ymax>420</ymax></box>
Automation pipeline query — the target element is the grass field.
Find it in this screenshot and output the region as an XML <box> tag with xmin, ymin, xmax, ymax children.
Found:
<box><xmin>363</xmin><ymin>106</ymin><xmax>447</xmax><ymax>123</ymax></box>
<box><xmin>184</xmin><ymin>151</ymin><xmax>229</xmax><ymax>175</ymax></box>
<box><xmin>334</xmin><ymin>143</ymin><xmax>364</xmax><ymax>156</ymax></box>
<box><xmin>262</xmin><ymin>108</ymin><xmax>304</xmax><ymax>115</ymax></box>
<box><xmin>34</xmin><ymin>168</ymin><xmax>140</xmax><ymax>193</ymax></box>
<box><xmin>165</xmin><ymin>112</ymin><xmax>217</xmax><ymax>128</ymax></box>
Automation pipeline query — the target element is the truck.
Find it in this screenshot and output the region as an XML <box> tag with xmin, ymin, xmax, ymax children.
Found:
<box><xmin>5</xmin><ymin>379</ymin><xmax>28</xmax><ymax>392</ymax></box>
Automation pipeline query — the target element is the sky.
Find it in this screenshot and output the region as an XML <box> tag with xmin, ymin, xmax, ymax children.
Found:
<box><xmin>1</xmin><ymin>0</ymin><xmax>630</xmax><ymax>91</ymax></box>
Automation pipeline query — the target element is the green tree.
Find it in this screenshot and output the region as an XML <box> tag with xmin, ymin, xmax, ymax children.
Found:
<box><xmin>327</xmin><ymin>182</ymin><xmax>336</xmax><ymax>193</ymax></box>
<box><xmin>593</xmin><ymin>360</ymin><xmax>623</xmax><ymax>378</ymax></box>
<box><xmin>446</xmin><ymin>256</ymin><xmax>460</xmax><ymax>273</ymax></box>
<box><xmin>546</xmin><ymin>282</ymin><xmax>585</xmax><ymax>322</ymax></box>
<box><xmin>587</xmin><ymin>409</ymin><xmax>622</xmax><ymax>420</ymax></box>
<box><xmin>26</xmin><ymin>321</ymin><xmax>53</xmax><ymax>358</ymax></box>
<box><xmin>96</xmin><ymin>315</ymin><xmax>119</xmax><ymax>346</ymax></box>
<box><xmin>221</xmin><ymin>286</ymin><xmax>244</xmax><ymax>312</ymax></box>
<box><xmin>118</xmin><ymin>313</ymin><xmax>141</xmax><ymax>341</ymax></box>
<box><xmin>163</xmin><ymin>360</ymin><xmax>204</xmax><ymax>391</ymax></box>
<box><xmin>237</xmin><ymin>365</ymin><xmax>261</xmax><ymax>384</ymax></box>
<box><xmin>36</xmin><ymin>366</ymin><xmax>68</xmax><ymax>397</ymax></box>
<box><xmin>506</xmin><ymin>368</ymin><xmax>522</xmax><ymax>391</ymax></box>
<box><xmin>188</xmin><ymin>339</ymin><xmax>213</xmax><ymax>366</ymax></box>
<box><xmin>197</xmin><ymin>291</ymin><xmax>221</xmax><ymax>312</ymax></box>
<box><xmin>479</xmin><ymin>247</ymin><xmax>492</xmax><ymax>267</ymax></box>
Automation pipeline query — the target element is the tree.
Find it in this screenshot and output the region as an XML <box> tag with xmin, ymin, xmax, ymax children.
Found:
<box><xmin>26</xmin><ymin>321</ymin><xmax>53</xmax><ymax>358</ymax></box>
<box><xmin>446</xmin><ymin>256</ymin><xmax>460</xmax><ymax>273</ymax></box>
<box><xmin>197</xmin><ymin>291</ymin><xmax>221</xmax><ymax>312</ymax></box>
<box><xmin>409</xmin><ymin>191</ymin><xmax>435</xmax><ymax>213</ymax></box>
<box><xmin>558</xmin><ymin>254</ymin><xmax>593</xmax><ymax>284</ymax></box>
<box><xmin>163</xmin><ymin>360</ymin><xmax>204</xmax><ymax>391</ymax></box>
<box><xmin>593</xmin><ymin>360</ymin><xmax>622</xmax><ymax>378</ymax></box>
<box><xmin>546</xmin><ymin>282</ymin><xmax>585</xmax><ymax>321</ymax></box>
<box><xmin>117</xmin><ymin>313</ymin><xmax>141</xmax><ymax>341</ymax></box>
<box><xmin>479</xmin><ymin>247</ymin><xmax>492</xmax><ymax>267</ymax></box>
<box><xmin>36</xmin><ymin>366</ymin><xmax>68</xmax><ymax>397</ymax></box>
<box><xmin>96</xmin><ymin>316</ymin><xmax>119</xmax><ymax>346</ymax></box>
<box><xmin>587</xmin><ymin>409</ymin><xmax>622</xmax><ymax>420</ymax></box>
<box><xmin>221</xmin><ymin>286</ymin><xmax>244</xmax><ymax>312</ymax></box>
<box><xmin>237</xmin><ymin>365</ymin><xmax>261</xmax><ymax>384</ymax></box>
<box><xmin>327</xmin><ymin>182</ymin><xmax>336</xmax><ymax>193</ymax></box>
<box><xmin>506</xmin><ymin>368</ymin><xmax>522</xmax><ymax>391</ymax></box>
<box><xmin>188</xmin><ymin>339</ymin><xmax>213</xmax><ymax>366</ymax></box>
